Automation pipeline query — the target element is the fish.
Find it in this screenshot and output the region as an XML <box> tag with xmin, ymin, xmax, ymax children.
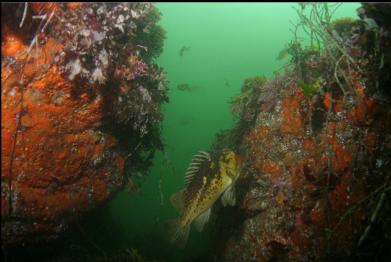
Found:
<box><xmin>165</xmin><ymin>150</ymin><xmax>242</xmax><ymax>248</ymax></box>
<box><xmin>276</xmin><ymin>47</ymin><xmax>290</xmax><ymax>60</ymax></box>
<box><xmin>177</xmin><ymin>83</ymin><xmax>192</xmax><ymax>92</ymax></box>
<box><xmin>179</xmin><ymin>46</ymin><xmax>190</xmax><ymax>56</ymax></box>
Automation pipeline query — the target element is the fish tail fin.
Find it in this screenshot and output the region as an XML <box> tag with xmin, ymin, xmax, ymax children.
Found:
<box><xmin>164</xmin><ymin>219</ymin><xmax>190</xmax><ymax>249</ymax></box>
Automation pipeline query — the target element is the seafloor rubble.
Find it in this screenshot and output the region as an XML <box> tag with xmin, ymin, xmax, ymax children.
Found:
<box><xmin>1</xmin><ymin>3</ymin><xmax>167</xmax><ymax>245</ymax></box>
<box><xmin>210</xmin><ymin>3</ymin><xmax>391</xmax><ymax>262</ymax></box>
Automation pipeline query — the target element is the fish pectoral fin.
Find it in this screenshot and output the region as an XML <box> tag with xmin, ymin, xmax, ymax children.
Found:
<box><xmin>164</xmin><ymin>219</ymin><xmax>190</xmax><ymax>249</ymax></box>
<box><xmin>170</xmin><ymin>191</ymin><xmax>184</xmax><ymax>214</ymax></box>
<box><xmin>194</xmin><ymin>208</ymin><xmax>211</xmax><ymax>232</ymax></box>
<box><xmin>221</xmin><ymin>185</ymin><xmax>236</xmax><ymax>207</ymax></box>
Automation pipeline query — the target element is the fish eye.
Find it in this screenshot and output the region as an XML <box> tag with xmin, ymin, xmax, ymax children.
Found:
<box><xmin>220</xmin><ymin>151</ymin><xmax>235</xmax><ymax>164</ymax></box>
<box><xmin>223</xmin><ymin>155</ymin><xmax>232</xmax><ymax>163</ymax></box>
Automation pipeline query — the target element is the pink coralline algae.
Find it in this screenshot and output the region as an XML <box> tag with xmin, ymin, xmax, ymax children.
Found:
<box><xmin>133</xmin><ymin>57</ymin><xmax>149</xmax><ymax>77</ymax></box>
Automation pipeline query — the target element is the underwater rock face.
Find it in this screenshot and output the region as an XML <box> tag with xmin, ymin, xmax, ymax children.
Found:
<box><xmin>222</xmin><ymin>84</ymin><xmax>388</xmax><ymax>261</ymax></box>
<box><xmin>214</xmin><ymin>4</ymin><xmax>391</xmax><ymax>262</ymax></box>
<box><xmin>1</xmin><ymin>3</ymin><xmax>167</xmax><ymax>245</ymax></box>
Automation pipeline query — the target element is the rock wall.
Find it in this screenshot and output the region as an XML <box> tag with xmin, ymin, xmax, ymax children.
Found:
<box><xmin>211</xmin><ymin>4</ymin><xmax>391</xmax><ymax>261</ymax></box>
<box><xmin>1</xmin><ymin>3</ymin><xmax>167</xmax><ymax>245</ymax></box>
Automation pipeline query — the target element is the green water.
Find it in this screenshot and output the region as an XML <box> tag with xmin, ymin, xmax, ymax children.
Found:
<box><xmin>108</xmin><ymin>3</ymin><xmax>360</xmax><ymax>261</ymax></box>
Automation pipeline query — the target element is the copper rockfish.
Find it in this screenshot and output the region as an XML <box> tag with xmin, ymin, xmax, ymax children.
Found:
<box><xmin>166</xmin><ymin>150</ymin><xmax>242</xmax><ymax>248</ymax></box>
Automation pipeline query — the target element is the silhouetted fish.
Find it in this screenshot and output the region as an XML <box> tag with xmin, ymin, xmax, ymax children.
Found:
<box><xmin>177</xmin><ymin>83</ymin><xmax>192</xmax><ymax>92</ymax></box>
<box><xmin>179</xmin><ymin>46</ymin><xmax>190</xmax><ymax>56</ymax></box>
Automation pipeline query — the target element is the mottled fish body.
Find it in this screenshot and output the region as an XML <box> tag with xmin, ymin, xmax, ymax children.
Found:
<box><xmin>166</xmin><ymin>150</ymin><xmax>241</xmax><ymax>248</ymax></box>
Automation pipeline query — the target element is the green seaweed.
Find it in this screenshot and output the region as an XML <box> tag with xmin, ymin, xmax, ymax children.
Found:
<box><xmin>297</xmin><ymin>79</ymin><xmax>317</xmax><ymax>98</ymax></box>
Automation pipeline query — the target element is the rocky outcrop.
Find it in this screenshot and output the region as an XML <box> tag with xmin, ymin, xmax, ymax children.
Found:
<box><xmin>211</xmin><ymin>4</ymin><xmax>391</xmax><ymax>261</ymax></box>
<box><xmin>1</xmin><ymin>3</ymin><xmax>167</xmax><ymax>245</ymax></box>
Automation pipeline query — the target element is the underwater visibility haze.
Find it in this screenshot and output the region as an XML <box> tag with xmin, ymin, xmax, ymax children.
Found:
<box><xmin>2</xmin><ymin>2</ymin><xmax>391</xmax><ymax>262</ymax></box>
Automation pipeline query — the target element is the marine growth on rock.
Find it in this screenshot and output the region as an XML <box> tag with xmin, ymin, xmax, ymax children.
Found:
<box><xmin>210</xmin><ymin>3</ymin><xmax>391</xmax><ymax>262</ymax></box>
<box><xmin>1</xmin><ymin>2</ymin><xmax>168</xmax><ymax>245</ymax></box>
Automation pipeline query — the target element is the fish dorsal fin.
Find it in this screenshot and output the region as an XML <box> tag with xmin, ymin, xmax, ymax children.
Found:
<box><xmin>194</xmin><ymin>207</ymin><xmax>211</xmax><ymax>232</ymax></box>
<box><xmin>184</xmin><ymin>151</ymin><xmax>211</xmax><ymax>187</ymax></box>
<box><xmin>170</xmin><ymin>191</ymin><xmax>184</xmax><ymax>214</ymax></box>
<box><xmin>221</xmin><ymin>184</ymin><xmax>236</xmax><ymax>207</ymax></box>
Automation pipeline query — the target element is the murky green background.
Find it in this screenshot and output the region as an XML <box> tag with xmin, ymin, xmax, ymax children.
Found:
<box><xmin>107</xmin><ymin>3</ymin><xmax>360</xmax><ymax>261</ymax></box>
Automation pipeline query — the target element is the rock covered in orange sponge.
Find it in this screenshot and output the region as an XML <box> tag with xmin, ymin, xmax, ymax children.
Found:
<box><xmin>1</xmin><ymin>2</ymin><xmax>167</xmax><ymax>245</ymax></box>
<box><xmin>217</xmin><ymin>71</ymin><xmax>389</xmax><ymax>261</ymax></box>
<box><xmin>1</xmin><ymin>34</ymin><xmax>125</xmax><ymax>245</ymax></box>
